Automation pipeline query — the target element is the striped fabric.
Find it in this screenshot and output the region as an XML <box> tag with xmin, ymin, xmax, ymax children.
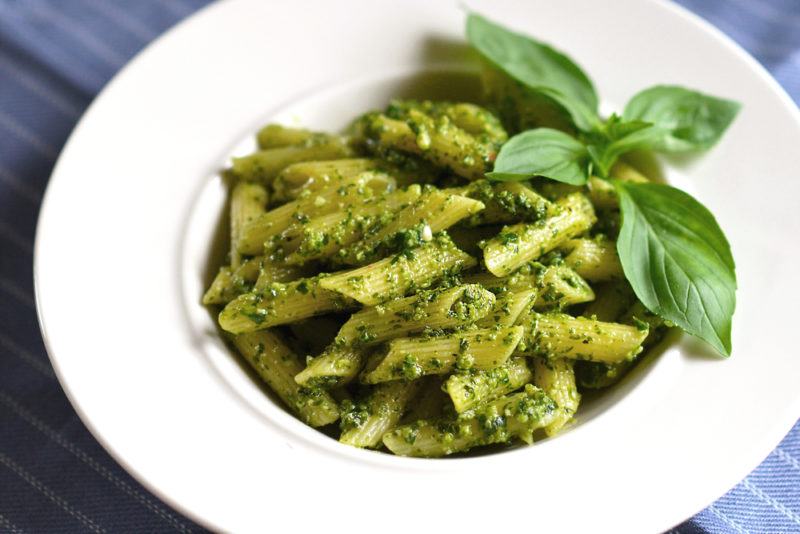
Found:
<box><xmin>0</xmin><ymin>1</ymin><xmax>797</xmax><ymax>532</ymax></box>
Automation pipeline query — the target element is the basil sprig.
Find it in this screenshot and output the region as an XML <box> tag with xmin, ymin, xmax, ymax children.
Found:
<box><xmin>585</xmin><ymin>115</ymin><xmax>666</xmax><ymax>178</ymax></box>
<box><xmin>467</xmin><ymin>13</ymin><xmax>740</xmax><ymax>355</ymax></box>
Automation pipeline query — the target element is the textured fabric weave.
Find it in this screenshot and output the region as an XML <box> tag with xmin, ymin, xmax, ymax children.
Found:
<box><xmin>0</xmin><ymin>1</ymin><xmax>797</xmax><ymax>532</ymax></box>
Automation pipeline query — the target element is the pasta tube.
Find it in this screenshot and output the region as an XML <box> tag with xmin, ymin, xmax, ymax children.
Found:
<box><xmin>463</xmin><ymin>264</ymin><xmax>592</xmax><ymax>311</ymax></box>
<box><xmin>232</xmin><ymin>134</ymin><xmax>353</xmax><ymax>183</ymax></box>
<box><xmin>253</xmin><ymin>257</ymin><xmax>310</xmax><ymax>290</ymax></box>
<box><xmin>364</xmin><ymin>111</ymin><xmax>494</xmax><ymax>180</ymax></box>
<box><xmin>563</xmin><ymin>237</ymin><xmax>624</xmax><ymax>282</ymax></box>
<box><xmin>256</xmin><ymin>124</ymin><xmax>314</xmax><ymax>149</ymax></box>
<box><xmin>203</xmin><ymin>257</ymin><xmax>261</xmax><ymax>306</ymax></box>
<box><xmin>531</xmin><ymin>357</ymin><xmax>580</xmax><ymax>436</ymax></box>
<box><xmin>271</xmin><ymin>158</ymin><xmax>380</xmax><ymax>202</ymax></box>
<box><xmin>339</xmin><ymin>381</ymin><xmax>420</xmax><ymax>448</ymax></box>
<box><xmin>477</xmin><ymin>288</ymin><xmax>537</xmax><ymax>328</ymax></box>
<box><xmin>293</xmin><ymin>347</ymin><xmax>364</xmax><ymax>389</ymax></box>
<box><xmin>457</xmin><ymin>180</ymin><xmax>553</xmax><ymax>226</ymax></box>
<box><xmin>337</xmin><ymin>190</ymin><xmax>484</xmax><ymax>266</ymax></box>
<box><xmin>237</xmin><ymin>171</ymin><xmax>395</xmax><ymax>255</ymax></box>
<box><xmin>445</xmin><ymin>357</ymin><xmax>532</xmax><ymax>413</ymax></box>
<box><xmin>575</xmin><ymin>300</ymin><xmax>665</xmax><ymax>390</ymax></box>
<box><xmin>337</xmin><ymin>284</ymin><xmax>495</xmax><ymax>346</ymax></box>
<box><xmin>204</xmin><ymin>255</ymin><xmax>311</xmax><ymax>306</ymax></box>
<box><xmin>318</xmin><ymin>234</ymin><xmax>476</xmax><ymax>306</ymax></box>
<box><xmin>230</xmin><ymin>330</ymin><xmax>339</xmax><ymax>427</ymax></box>
<box><xmin>361</xmin><ymin>326</ymin><xmax>523</xmax><ymax>384</ymax></box>
<box><xmin>383</xmin><ymin>385</ymin><xmax>557</xmax><ymax>457</ymax></box>
<box><xmin>483</xmin><ymin>192</ymin><xmax>596</xmax><ymax>276</ymax></box>
<box><xmin>219</xmin><ymin>276</ymin><xmax>357</xmax><ymax>334</ymax></box>
<box><xmin>533</xmin><ymin>265</ymin><xmax>595</xmax><ymax>310</ymax></box>
<box><xmin>385</xmin><ymin>100</ymin><xmax>508</xmax><ymax>146</ymax></box>
<box><xmin>282</xmin><ymin>187</ymin><xmax>422</xmax><ymax>263</ymax></box>
<box><xmin>230</xmin><ymin>182</ymin><xmax>268</xmax><ymax>269</ymax></box>
<box><xmin>516</xmin><ymin>312</ymin><xmax>648</xmax><ymax>364</ymax></box>
<box><xmin>462</xmin><ymin>268</ymin><xmax>538</xmax><ymax>293</ymax></box>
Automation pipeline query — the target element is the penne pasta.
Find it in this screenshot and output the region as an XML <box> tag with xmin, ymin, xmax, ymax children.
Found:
<box><xmin>338</xmin><ymin>191</ymin><xmax>484</xmax><ymax>266</ymax></box>
<box><xmin>516</xmin><ymin>312</ymin><xmax>649</xmax><ymax>364</ymax></box>
<box><xmin>483</xmin><ymin>192</ymin><xmax>596</xmax><ymax>276</ymax></box>
<box><xmin>230</xmin><ymin>182</ymin><xmax>268</xmax><ymax>269</ymax></box>
<box><xmin>531</xmin><ymin>357</ymin><xmax>581</xmax><ymax>436</ymax></box>
<box><xmin>232</xmin><ymin>134</ymin><xmax>354</xmax><ymax>183</ymax></box>
<box><xmin>219</xmin><ymin>276</ymin><xmax>357</xmax><ymax>334</ymax></box>
<box><xmin>361</xmin><ymin>326</ymin><xmax>523</xmax><ymax>384</ymax></box>
<box><xmin>383</xmin><ymin>385</ymin><xmax>557</xmax><ymax>457</ymax></box>
<box><xmin>318</xmin><ymin>234</ymin><xmax>476</xmax><ymax>306</ymax></box>
<box><xmin>444</xmin><ymin>357</ymin><xmax>532</xmax><ymax>413</ymax></box>
<box><xmin>477</xmin><ymin>288</ymin><xmax>537</xmax><ymax>327</ymax></box>
<box><xmin>230</xmin><ymin>330</ymin><xmax>339</xmax><ymax>427</ymax></box>
<box><xmin>339</xmin><ymin>381</ymin><xmax>420</xmax><ymax>448</ymax></box>
<box><xmin>237</xmin><ymin>171</ymin><xmax>395</xmax><ymax>255</ymax></box>
<box><xmin>362</xmin><ymin>111</ymin><xmax>494</xmax><ymax>180</ymax></box>
<box><xmin>457</xmin><ymin>180</ymin><xmax>553</xmax><ymax>226</ymax></box>
<box><xmin>562</xmin><ymin>237</ymin><xmax>624</xmax><ymax>282</ymax></box>
<box><xmin>256</xmin><ymin>124</ymin><xmax>314</xmax><ymax>150</ymax></box>
<box><xmin>271</xmin><ymin>158</ymin><xmax>380</xmax><ymax>202</ymax></box>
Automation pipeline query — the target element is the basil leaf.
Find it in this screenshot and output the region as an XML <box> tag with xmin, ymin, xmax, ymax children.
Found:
<box><xmin>588</xmin><ymin>117</ymin><xmax>665</xmax><ymax>176</ymax></box>
<box><xmin>623</xmin><ymin>85</ymin><xmax>741</xmax><ymax>152</ymax></box>
<box><xmin>488</xmin><ymin>128</ymin><xmax>589</xmax><ymax>185</ymax></box>
<box><xmin>615</xmin><ymin>181</ymin><xmax>736</xmax><ymax>355</ymax></box>
<box><xmin>467</xmin><ymin>13</ymin><xmax>601</xmax><ymax>132</ymax></box>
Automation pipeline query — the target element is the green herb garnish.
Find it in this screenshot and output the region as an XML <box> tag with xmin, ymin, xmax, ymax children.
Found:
<box><xmin>468</xmin><ymin>12</ymin><xmax>739</xmax><ymax>355</ymax></box>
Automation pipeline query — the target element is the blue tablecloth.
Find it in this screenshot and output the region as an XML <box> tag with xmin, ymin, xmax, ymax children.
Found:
<box><xmin>0</xmin><ymin>1</ymin><xmax>798</xmax><ymax>532</ymax></box>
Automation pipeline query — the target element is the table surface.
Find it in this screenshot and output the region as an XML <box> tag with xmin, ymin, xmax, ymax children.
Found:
<box><xmin>1</xmin><ymin>1</ymin><xmax>798</xmax><ymax>532</ymax></box>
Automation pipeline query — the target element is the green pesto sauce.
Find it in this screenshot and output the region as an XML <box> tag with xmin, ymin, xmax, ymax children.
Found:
<box><xmin>455</xmin><ymin>352</ymin><xmax>475</xmax><ymax>371</ymax></box>
<box><xmin>355</xmin><ymin>325</ymin><xmax>377</xmax><ymax>345</ymax></box>
<box><xmin>398</xmin><ymin>354</ymin><xmax>424</xmax><ymax>380</ymax></box>
<box><xmin>339</xmin><ymin>399</ymin><xmax>370</xmax><ymax>432</ymax></box>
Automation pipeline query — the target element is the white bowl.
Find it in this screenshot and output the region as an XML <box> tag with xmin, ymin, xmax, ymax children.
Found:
<box><xmin>35</xmin><ymin>0</ymin><xmax>800</xmax><ymax>532</ymax></box>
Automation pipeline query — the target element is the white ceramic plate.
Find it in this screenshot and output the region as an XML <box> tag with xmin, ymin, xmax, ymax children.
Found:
<box><xmin>35</xmin><ymin>0</ymin><xmax>800</xmax><ymax>532</ymax></box>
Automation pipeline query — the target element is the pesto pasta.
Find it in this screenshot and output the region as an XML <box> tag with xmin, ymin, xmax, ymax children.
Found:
<box><xmin>204</xmin><ymin>96</ymin><xmax>671</xmax><ymax>457</ymax></box>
